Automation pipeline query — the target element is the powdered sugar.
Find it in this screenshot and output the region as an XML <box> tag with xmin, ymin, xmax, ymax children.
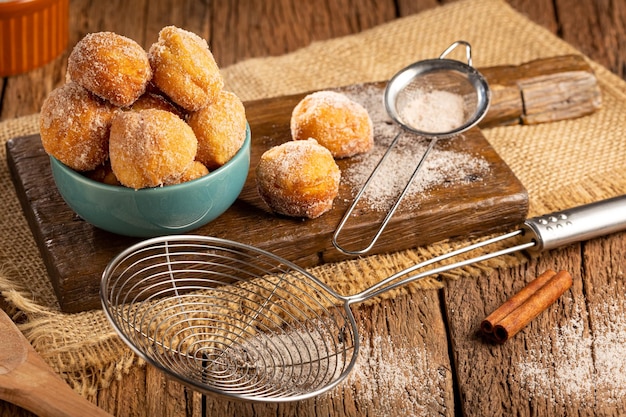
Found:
<box><xmin>343</xmin><ymin>140</ymin><xmax>489</xmax><ymax>211</ymax></box>
<box><xmin>339</xmin><ymin>84</ymin><xmax>489</xmax><ymax>211</ymax></box>
<box><xmin>514</xmin><ymin>296</ymin><xmax>626</xmax><ymax>407</ymax></box>
<box><xmin>400</xmin><ymin>89</ymin><xmax>466</xmax><ymax>133</ymax></box>
<box><xmin>333</xmin><ymin>330</ymin><xmax>447</xmax><ymax>415</ymax></box>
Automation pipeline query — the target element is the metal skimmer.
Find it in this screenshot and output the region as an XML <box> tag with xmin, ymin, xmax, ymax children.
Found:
<box><xmin>101</xmin><ymin>195</ymin><xmax>626</xmax><ymax>402</ymax></box>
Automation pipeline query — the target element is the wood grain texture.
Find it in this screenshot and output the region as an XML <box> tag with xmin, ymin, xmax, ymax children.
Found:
<box><xmin>554</xmin><ymin>0</ymin><xmax>626</xmax><ymax>79</ymax></box>
<box><xmin>2</xmin><ymin>0</ymin><xmax>626</xmax><ymax>416</ymax></box>
<box><xmin>0</xmin><ymin>310</ymin><xmax>112</xmax><ymax>417</ymax></box>
<box><xmin>479</xmin><ymin>54</ymin><xmax>601</xmax><ymax>126</ymax></box>
<box><xmin>107</xmin><ymin>290</ymin><xmax>454</xmax><ymax>417</ymax></box>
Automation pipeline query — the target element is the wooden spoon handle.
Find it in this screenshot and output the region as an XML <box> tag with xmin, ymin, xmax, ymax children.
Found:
<box><xmin>0</xmin><ymin>350</ymin><xmax>113</xmax><ymax>417</ymax></box>
<box><xmin>0</xmin><ymin>310</ymin><xmax>112</xmax><ymax>417</ymax></box>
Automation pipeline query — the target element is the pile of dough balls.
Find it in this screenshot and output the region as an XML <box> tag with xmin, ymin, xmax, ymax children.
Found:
<box><xmin>256</xmin><ymin>90</ymin><xmax>373</xmax><ymax>219</ymax></box>
<box><xmin>40</xmin><ymin>26</ymin><xmax>247</xmax><ymax>189</ymax></box>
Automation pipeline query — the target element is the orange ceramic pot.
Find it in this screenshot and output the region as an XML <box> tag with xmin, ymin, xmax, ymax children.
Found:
<box><xmin>0</xmin><ymin>0</ymin><xmax>69</xmax><ymax>76</ymax></box>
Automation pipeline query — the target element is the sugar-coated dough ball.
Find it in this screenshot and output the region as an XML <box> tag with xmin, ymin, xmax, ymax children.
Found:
<box><xmin>148</xmin><ymin>26</ymin><xmax>223</xmax><ymax>111</ymax></box>
<box><xmin>130</xmin><ymin>91</ymin><xmax>184</xmax><ymax>118</ymax></box>
<box><xmin>170</xmin><ymin>161</ymin><xmax>209</xmax><ymax>184</ymax></box>
<box><xmin>256</xmin><ymin>139</ymin><xmax>341</xmax><ymax>219</ymax></box>
<box><xmin>40</xmin><ymin>82</ymin><xmax>117</xmax><ymax>171</ymax></box>
<box><xmin>187</xmin><ymin>90</ymin><xmax>247</xmax><ymax>170</ymax></box>
<box><xmin>290</xmin><ymin>91</ymin><xmax>373</xmax><ymax>158</ymax></box>
<box><xmin>85</xmin><ymin>162</ymin><xmax>121</xmax><ymax>186</ymax></box>
<box><xmin>109</xmin><ymin>109</ymin><xmax>198</xmax><ymax>189</ymax></box>
<box><xmin>67</xmin><ymin>32</ymin><xmax>152</xmax><ymax>107</ymax></box>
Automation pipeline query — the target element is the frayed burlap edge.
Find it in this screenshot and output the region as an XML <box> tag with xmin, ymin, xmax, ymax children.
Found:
<box><xmin>0</xmin><ymin>266</ymin><xmax>143</xmax><ymax>397</ymax></box>
<box><xmin>1</xmin><ymin>0</ymin><xmax>625</xmax><ymax>396</ymax></box>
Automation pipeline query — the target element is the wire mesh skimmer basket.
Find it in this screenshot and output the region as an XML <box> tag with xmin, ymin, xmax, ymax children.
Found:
<box><xmin>100</xmin><ymin>236</ymin><xmax>360</xmax><ymax>402</ymax></box>
<box><xmin>101</xmin><ymin>228</ymin><xmax>539</xmax><ymax>402</ymax></box>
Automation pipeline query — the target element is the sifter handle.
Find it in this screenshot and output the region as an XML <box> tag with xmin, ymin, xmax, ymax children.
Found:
<box><xmin>521</xmin><ymin>195</ymin><xmax>626</xmax><ymax>252</ymax></box>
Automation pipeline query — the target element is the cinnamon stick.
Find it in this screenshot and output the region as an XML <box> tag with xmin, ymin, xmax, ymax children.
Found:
<box><xmin>492</xmin><ymin>270</ymin><xmax>572</xmax><ymax>343</ymax></box>
<box><xmin>480</xmin><ymin>269</ymin><xmax>557</xmax><ymax>334</ymax></box>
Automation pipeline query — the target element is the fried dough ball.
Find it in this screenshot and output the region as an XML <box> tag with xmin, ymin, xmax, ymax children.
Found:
<box><xmin>109</xmin><ymin>109</ymin><xmax>198</xmax><ymax>189</ymax></box>
<box><xmin>67</xmin><ymin>32</ymin><xmax>152</xmax><ymax>107</ymax></box>
<box><xmin>187</xmin><ymin>90</ymin><xmax>247</xmax><ymax>170</ymax></box>
<box><xmin>148</xmin><ymin>26</ymin><xmax>223</xmax><ymax>111</ymax></box>
<box><xmin>40</xmin><ymin>82</ymin><xmax>117</xmax><ymax>171</ymax></box>
<box><xmin>168</xmin><ymin>161</ymin><xmax>209</xmax><ymax>184</ymax></box>
<box><xmin>85</xmin><ymin>162</ymin><xmax>121</xmax><ymax>186</ymax></box>
<box><xmin>256</xmin><ymin>139</ymin><xmax>341</xmax><ymax>219</ymax></box>
<box><xmin>290</xmin><ymin>91</ymin><xmax>373</xmax><ymax>158</ymax></box>
<box><xmin>130</xmin><ymin>91</ymin><xmax>185</xmax><ymax>118</ymax></box>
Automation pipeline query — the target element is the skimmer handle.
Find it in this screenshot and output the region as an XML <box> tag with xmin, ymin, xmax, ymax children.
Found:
<box><xmin>522</xmin><ymin>194</ymin><xmax>626</xmax><ymax>251</ymax></box>
<box><xmin>332</xmin><ymin>135</ymin><xmax>439</xmax><ymax>255</ymax></box>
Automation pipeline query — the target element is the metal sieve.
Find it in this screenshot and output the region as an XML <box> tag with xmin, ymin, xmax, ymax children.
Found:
<box><xmin>333</xmin><ymin>40</ymin><xmax>491</xmax><ymax>255</ymax></box>
<box><xmin>101</xmin><ymin>195</ymin><xmax>626</xmax><ymax>403</ymax></box>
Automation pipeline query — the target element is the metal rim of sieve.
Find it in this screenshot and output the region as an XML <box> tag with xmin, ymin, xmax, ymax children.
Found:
<box><xmin>384</xmin><ymin>40</ymin><xmax>491</xmax><ymax>138</ymax></box>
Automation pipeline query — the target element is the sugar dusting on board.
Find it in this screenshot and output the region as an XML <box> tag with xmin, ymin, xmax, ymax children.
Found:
<box><xmin>514</xmin><ymin>295</ymin><xmax>626</xmax><ymax>407</ymax></box>
<box><xmin>340</xmin><ymin>84</ymin><xmax>490</xmax><ymax>211</ymax></box>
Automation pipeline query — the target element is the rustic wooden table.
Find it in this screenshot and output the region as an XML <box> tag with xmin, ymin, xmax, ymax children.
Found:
<box><xmin>1</xmin><ymin>1</ymin><xmax>626</xmax><ymax>416</ymax></box>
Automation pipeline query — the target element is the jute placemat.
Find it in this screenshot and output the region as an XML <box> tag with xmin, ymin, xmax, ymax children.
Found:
<box><xmin>1</xmin><ymin>0</ymin><xmax>625</xmax><ymax>395</ymax></box>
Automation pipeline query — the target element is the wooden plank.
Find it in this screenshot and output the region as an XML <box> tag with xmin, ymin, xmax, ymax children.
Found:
<box><xmin>445</xmin><ymin>244</ymin><xmax>585</xmax><ymax>415</ymax></box>
<box><xmin>478</xmin><ymin>54</ymin><xmax>600</xmax><ymax>126</ymax></box>
<box><xmin>578</xmin><ymin>232</ymin><xmax>626</xmax><ymax>415</ymax></box>
<box><xmin>209</xmin><ymin>0</ymin><xmax>397</xmax><ymax>67</ymax></box>
<box><xmin>508</xmin><ymin>0</ymin><xmax>558</xmax><ymax>33</ymax></box>
<box><xmin>396</xmin><ymin>0</ymin><xmax>443</xmax><ymax>16</ymax></box>
<box><xmin>554</xmin><ymin>0</ymin><xmax>626</xmax><ymax>78</ymax></box>
<box><xmin>143</xmin><ymin>0</ymin><xmax>211</xmax><ymax>53</ymax></box>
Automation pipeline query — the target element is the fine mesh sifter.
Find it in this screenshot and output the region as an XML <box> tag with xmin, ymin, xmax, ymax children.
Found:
<box><xmin>333</xmin><ymin>40</ymin><xmax>491</xmax><ymax>255</ymax></box>
<box><xmin>101</xmin><ymin>195</ymin><xmax>626</xmax><ymax>402</ymax></box>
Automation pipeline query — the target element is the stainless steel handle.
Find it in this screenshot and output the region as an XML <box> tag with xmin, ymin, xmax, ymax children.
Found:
<box><xmin>522</xmin><ymin>194</ymin><xmax>626</xmax><ymax>251</ymax></box>
<box><xmin>360</xmin><ymin>195</ymin><xmax>626</xmax><ymax>299</ymax></box>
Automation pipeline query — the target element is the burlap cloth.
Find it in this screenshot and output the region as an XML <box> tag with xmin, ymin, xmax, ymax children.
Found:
<box><xmin>1</xmin><ymin>0</ymin><xmax>625</xmax><ymax>395</ymax></box>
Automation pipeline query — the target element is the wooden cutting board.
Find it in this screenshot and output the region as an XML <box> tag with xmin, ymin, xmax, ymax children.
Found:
<box><xmin>7</xmin><ymin>82</ymin><xmax>529</xmax><ymax>313</ymax></box>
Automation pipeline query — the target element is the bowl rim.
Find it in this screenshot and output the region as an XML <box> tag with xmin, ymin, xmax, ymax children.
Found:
<box><xmin>50</xmin><ymin>123</ymin><xmax>251</xmax><ymax>193</ymax></box>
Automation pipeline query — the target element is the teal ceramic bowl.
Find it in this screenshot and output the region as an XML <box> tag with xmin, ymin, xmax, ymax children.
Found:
<box><xmin>50</xmin><ymin>125</ymin><xmax>250</xmax><ymax>237</ymax></box>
